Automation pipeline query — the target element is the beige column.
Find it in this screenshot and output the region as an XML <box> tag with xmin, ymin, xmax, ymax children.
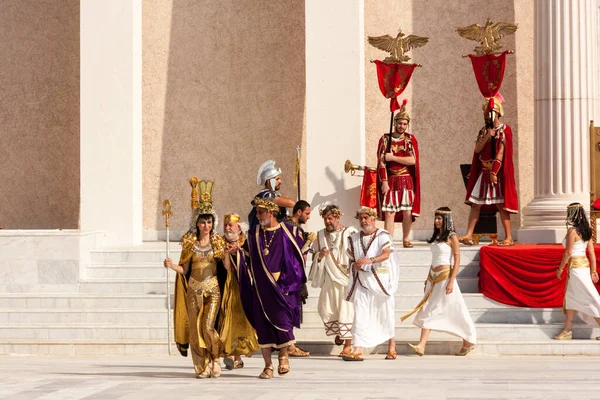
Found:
<box><xmin>519</xmin><ymin>0</ymin><xmax>600</xmax><ymax>243</ymax></box>
<box><xmin>304</xmin><ymin>0</ymin><xmax>366</xmax><ymax>232</ymax></box>
<box><xmin>80</xmin><ymin>1</ymin><xmax>143</xmax><ymax>245</ymax></box>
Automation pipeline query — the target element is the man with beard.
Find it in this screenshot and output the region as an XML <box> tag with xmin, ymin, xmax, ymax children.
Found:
<box><xmin>237</xmin><ymin>198</ymin><xmax>306</xmax><ymax>379</ymax></box>
<box><xmin>376</xmin><ymin>100</ymin><xmax>421</xmax><ymax>248</ymax></box>
<box><xmin>343</xmin><ymin>207</ymin><xmax>400</xmax><ymax>361</ymax></box>
<box><xmin>286</xmin><ymin>200</ymin><xmax>314</xmax><ymax>357</ymax></box>
<box><xmin>309</xmin><ymin>205</ymin><xmax>357</xmax><ymax>357</ymax></box>
<box><xmin>220</xmin><ymin>213</ymin><xmax>258</xmax><ymax>370</ymax></box>
<box><xmin>461</xmin><ymin>95</ymin><xmax>518</xmax><ymax>246</ymax></box>
<box><xmin>248</xmin><ymin>160</ymin><xmax>295</xmax><ymax>230</ymax></box>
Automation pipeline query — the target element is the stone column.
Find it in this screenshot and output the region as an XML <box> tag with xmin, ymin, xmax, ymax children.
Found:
<box><xmin>80</xmin><ymin>1</ymin><xmax>143</xmax><ymax>246</ymax></box>
<box><xmin>519</xmin><ymin>0</ymin><xmax>600</xmax><ymax>243</ymax></box>
<box><xmin>304</xmin><ymin>0</ymin><xmax>366</xmax><ymax>233</ymax></box>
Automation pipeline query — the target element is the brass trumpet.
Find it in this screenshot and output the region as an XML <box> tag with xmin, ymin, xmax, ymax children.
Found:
<box><xmin>344</xmin><ymin>160</ymin><xmax>376</xmax><ymax>176</ymax></box>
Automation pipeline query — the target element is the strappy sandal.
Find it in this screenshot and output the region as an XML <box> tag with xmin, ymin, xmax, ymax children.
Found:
<box><xmin>211</xmin><ymin>360</ymin><xmax>221</xmax><ymax>378</ymax></box>
<box><xmin>223</xmin><ymin>357</ymin><xmax>243</xmax><ymax>370</ymax></box>
<box><xmin>497</xmin><ymin>238</ymin><xmax>515</xmax><ymax>247</ymax></box>
<box><xmin>259</xmin><ymin>365</ymin><xmax>274</xmax><ymax>379</ymax></box>
<box><xmin>385</xmin><ymin>349</ymin><xmax>397</xmax><ymax>360</ymax></box>
<box><xmin>459</xmin><ymin>236</ymin><xmax>474</xmax><ymax>246</ymax></box>
<box><xmin>403</xmin><ymin>240</ymin><xmax>414</xmax><ymax>248</ymax></box>
<box><xmin>234</xmin><ymin>359</ymin><xmax>244</xmax><ymax>369</ymax></box>
<box><xmin>406</xmin><ymin>343</ymin><xmax>425</xmax><ymax>356</ymax></box>
<box><xmin>455</xmin><ymin>344</ymin><xmax>476</xmax><ymax>356</ymax></box>
<box><xmin>342</xmin><ymin>353</ymin><xmax>364</xmax><ymax>361</ymax></box>
<box><xmin>288</xmin><ymin>345</ymin><xmax>310</xmax><ymax>357</ymax></box>
<box><xmin>196</xmin><ymin>364</ymin><xmax>212</xmax><ymax>379</ymax></box>
<box><xmin>553</xmin><ymin>330</ymin><xmax>572</xmax><ymax>340</ymax></box>
<box><xmin>277</xmin><ymin>355</ymin><xmax>290</xmax><ymax>375</ymax></box>
<box><xmin>338</xmin><ymin>348</ymin><xmax>352</xmax><ymax>358</ymax></box>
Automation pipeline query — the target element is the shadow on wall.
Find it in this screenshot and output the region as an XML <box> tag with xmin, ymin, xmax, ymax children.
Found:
<box><xmin>0</xmin><ymin>1</ymin><xmax>80</xmax><ymax>229</ymax></box>
<box><xmin>146</xmin><ymin>0</ymin><xmax>306</xmax><ymax>233</ymax></box>
<box><xmin>410</xmin><ymin>0</ymin><xmax>517</xmax><ymax>232</ymax></box>
<box><xmin>309</xmin><ymin>166</ymin><xmax>362</xmax><ymax>227</ymax></box>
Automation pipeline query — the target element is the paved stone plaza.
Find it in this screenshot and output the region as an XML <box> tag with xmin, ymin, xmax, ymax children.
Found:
<box><xmin>1</xmin><ymin>354</ymin><xmax>599</xmax><ymax>399</ymax></box>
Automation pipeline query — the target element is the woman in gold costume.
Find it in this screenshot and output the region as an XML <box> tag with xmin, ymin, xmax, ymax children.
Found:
<box><xmin>164</xmin><ymin>211</ymin><xmax>224</xmax><ymax>378</ymax></box>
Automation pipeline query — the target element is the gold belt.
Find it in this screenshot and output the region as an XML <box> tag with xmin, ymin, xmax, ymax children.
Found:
<box><xmin>563</xmin><ymin>257</ymin><xmax>590</xmax><ymax>313</ymax></box>
<box><xmin>400</xmin><ymin>269</ymin><xmax>451</xmax><ymax>322</ymax></box>
<box><xmin>188</xmin><ymin>276</ymin><xmax>218</xmax><ymax>295</ymax></box>
<box><xmin>480</xmin><ymin>159</ymin><xmax>493</xmax><ymax>171</ymax></box>
<box><xmin>389</xmin><ymin>168</ymin><xmax>410</xmax><ymax>177</ymax></box>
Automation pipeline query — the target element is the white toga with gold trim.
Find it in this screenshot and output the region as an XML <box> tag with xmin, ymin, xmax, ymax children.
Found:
<box><xmin>309</xmin><ymin>226</ymin><xmax>357</xmax><ymax>339</ymax></box>
<box><xmin>346</xmin><ymin>229</ymin><xmax>399</xmax><ymax>348</ymax></box>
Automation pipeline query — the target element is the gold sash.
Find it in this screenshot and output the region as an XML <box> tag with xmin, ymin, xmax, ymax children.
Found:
<box><xmin>562</xmin><ymin>257</ymin><xmax>590</xmax><ymax>313</ymax></box>
<box><xmin>389</xmin><ymin>167</ymin><xmax>410</xmax><ymax>177</ymax></box>
<box><xmin>400</xmin><ymin>269</ymin><xmax>451</xmax><ymax>322</ymax></box>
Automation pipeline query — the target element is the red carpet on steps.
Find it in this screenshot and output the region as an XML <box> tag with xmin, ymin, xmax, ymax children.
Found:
<box><xmin>479</xmin><ymin>244</ymin><xmax>600</xmax><ymax>307</ymax></box>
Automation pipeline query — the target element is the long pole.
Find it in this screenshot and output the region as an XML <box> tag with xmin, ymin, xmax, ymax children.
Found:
<box><xmin>162</xmin><ymin>200</ymin><xmax>173</xmax><ymax>355</ymax></box>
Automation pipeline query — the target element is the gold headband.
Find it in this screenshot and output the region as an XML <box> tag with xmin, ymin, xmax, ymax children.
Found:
<box><xmin>253</xmin><ymin>197</ymin><xmax>279</xmax><ymax>213</ymax></box>
<box><xmin>320</xmin><ymin>208</ymin><xmax>343</xmax><ymax>218</ymax></box>
<box><xmin>567</xmin><ymin>204</ymin><xmax>583</xmax><ymax>209</ymax></box>
<box><xmin>355</xmin><ymin>207</ymin><xmax>378</xmax><ymax>219</ymax></box>
<box><xmin>224</xmin><ymin>213</ymin><xmax>240</xmax><ymax>223</ymax></box>
<box><xmin>435</xmin><ymin>210</ymin><xmax>452</xmax><ymax>215</ymax></box>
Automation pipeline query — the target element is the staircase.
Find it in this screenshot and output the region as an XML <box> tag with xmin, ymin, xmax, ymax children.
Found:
<box><xmin>1</xmin><ymin>242</ymin><xmax>599</xmax><ymax>356</ymax></box>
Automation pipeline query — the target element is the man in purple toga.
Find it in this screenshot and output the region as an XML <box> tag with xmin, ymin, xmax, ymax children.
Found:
<box><xmin>237</xmin><ymin>197</ymin><xmax>306</xmax><ymax>379</ymax></box>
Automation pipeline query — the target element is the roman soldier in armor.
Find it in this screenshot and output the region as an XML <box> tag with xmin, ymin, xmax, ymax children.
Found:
<box><xmin>248</xmin><ymin>160</ymin><xmax>295</xmax><ymax>230</ymax></box>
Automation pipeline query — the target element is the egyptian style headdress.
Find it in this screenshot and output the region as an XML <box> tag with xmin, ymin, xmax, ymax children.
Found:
<box><xmin>435</xmin><ymin>207</ymin><xmax>455</xmax><ymax>233</ymax></box>
<box><xmin>189</xmin><ymin>178</ymin><xmax>219</xmax><ymax>231</ymax></box>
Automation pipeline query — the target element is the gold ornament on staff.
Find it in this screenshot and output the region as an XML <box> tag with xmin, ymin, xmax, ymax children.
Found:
<box><xmin>162</xmin><ymin>199</ymin><xmax>173</xmax><ymax>355</ymax></box>
<box><xmin>456</xmin><ymin>17</ymin><xmax>518</xmax><ymax>57</ymax></box>
<box><xmin>367</xmin><ymin>28</ymin><xmax>429</xmax><ymax>64</ymax></box>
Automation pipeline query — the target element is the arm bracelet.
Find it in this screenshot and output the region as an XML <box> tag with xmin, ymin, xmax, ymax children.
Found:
<box><xmin>491</xmin><ymin>159</ymin><xmax>502</xmax><ymax>175</ymax></box>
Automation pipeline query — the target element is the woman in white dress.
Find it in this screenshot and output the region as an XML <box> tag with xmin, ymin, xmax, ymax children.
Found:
<box><xmin>401</xmin><ymin>207</ymin><xmax>477</xmax><ymax>356</ymax></box>
<box><xmin>554</xmin><ymin>203</ymin><xmax>600</xmax><ymax>340</ymax></box>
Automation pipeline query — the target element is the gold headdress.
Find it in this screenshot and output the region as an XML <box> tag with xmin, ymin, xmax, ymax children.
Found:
<box><xmin>319</xmin><ymin>205</ymin><xmax>344</xmax><ymax>218</ymax></box>
<box><xmin>394</xmin><ymin>99</ymin><xmax>410</xmax><ymax>122</ymax></box>
<box><xmin>189</xmin><ymin>178</ymin><xmax>219</xmax><ymax>231</ymax></box>
<box><xmin>253</xmin><ymin>197</ymin><xmax>279</xmax><ymax>213</ymax></box>
<box><xmin>482</xmin><ymin>95</ymin><xmax>504</xmax><ymax>117</ymax></box>
<box><xmin>224</xmin><ymin>213</ymin><xmax>240</xmax><ymax>223</ymax></box>
<box><xmin>355</xmin><ymin>206</ymin><xmax>378</xmax><ymax>219</ymax></box>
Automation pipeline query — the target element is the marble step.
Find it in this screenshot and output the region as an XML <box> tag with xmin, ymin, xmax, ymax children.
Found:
<box><xmin>2</xmin><ymin>339</ymin><xmax>599</xmax><ymax>356</ymax></box>
<box><xmin>0</xmin><ymin>309</ymin><xmax>172</xmax><ymax>324</ymax></box>
<box><xmin>300</xmin><ymin>307</ymin><xmax>585</xmax><ymax>325</ymax></box>
<box><xmin>78</xmin><ymin>279</ymin><xmax>174</xmax><ymax>294</ymax></box>
<box><xmin>293</xmin><ymin>323</ymin><xmax>600</xmax><ymax>341</ymax></box>
<box><xmin>0</xmin><ymin>323</ymin><xmax>596</xmax><ymax>341</ymax></box>
<box><xmin>0</xmin><ymin>293</ymin><xmax>171</xmax><ymax>309</ymax></box>
<box><xmin>304</xmin><ymin>293</ymin><xmax>503</xmax><ymax>309</ymax></box>
<box><xmin>396</xmin><ymin>277</ymin><xmax>479</xmax><ymax>293</ymax></box>
<box><xmin>85</xmin><ymin>263</ymin><xmax>176</xmax><ymax>279</ymax></box>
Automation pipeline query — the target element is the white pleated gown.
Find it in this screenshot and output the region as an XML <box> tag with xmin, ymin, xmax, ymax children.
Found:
<box><xmin>410</xmin><ymin>240</ymin><xmax>477</xmax><ymax>344</ymax></box>
<box><xmin>562</xmin><ymin>238</ymin><xmax>600</xmax><ymax>325</ymax></box>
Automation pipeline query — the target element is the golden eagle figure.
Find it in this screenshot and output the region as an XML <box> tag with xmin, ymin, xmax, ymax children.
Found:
<box><xmin>368</xmin><ymin>29</ymin><xmax>429</xmax><ymax>63</ymax></box>
<box><xmin>456</xmin><ymin>18</ymin><xmax>518</xmax><ymax>56</ymax></box>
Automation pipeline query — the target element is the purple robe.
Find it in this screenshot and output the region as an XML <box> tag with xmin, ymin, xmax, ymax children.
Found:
<box><xmin>238</xmin><ymin>221</ymin><xmax>306</xmax><ymax>348</ymax></box>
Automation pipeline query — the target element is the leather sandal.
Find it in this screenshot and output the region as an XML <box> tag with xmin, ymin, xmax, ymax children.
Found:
<box><xmin>385</xmin><ymin>349</ymin><xmax>397</xmax><ymax>360</ymax></box>
<box><xmin>497</xmin><ymin>238</ymin><xmax>515</xmax><ymax>247</ymax></box>
<box><xmin>288</xmin><ymin>345</ymin><xmax>310</xmax><ymax>357</ymax></box>
<box><xmin>553</xmin><ymin>330</ymin><xmax>573</xmax><ymax>340</ymax></box>
<box><xmin>342</xmin><ymin>353</ymin><xmax>364</xmax><ymax>361</ymax></box>
<box><xmin>455</xmin><ymin>344</ymin><xmax>476</xmax><ymax>356</ymax></box>
<box><xmin>407</xmin><ymin>343</ymin><xmax>425</xmax><ymax>356</ymax></box>
<box><xmin>338</xmin><ymin>348</ymin><xmax>352</xmax><ymax>358</ymax></box>
<box><xmin>403</xmin><ymin>240</ymin><xmax>414</xmax><ymax>248</ymax></box>
<box><xmin>259</xmin><ymin>365</ymin><xmax>274</xmax><ymax>379</ymax></box>
<box><xmin>277</xmin><ymin>355</ymin><xmax>290</xmax><ymax>375</ymax></box>
<box><xmin>224</xmin><ymin>357</ymin><xmax>244</xmax><ymax>370</ymax></box>
<box><xmin>211</xmin><ymin>360</ymin><xmax>221</xmax><ymax>378</ymax></box>
<box><xmin>196</xmin><ymin>364</ymin><xmax>212</xmax><ymax>379</ymax></box>
<box><xmin>459</xmin><ymin>236</ymin><xmax>474</xmax><ymax>246</ymax></box>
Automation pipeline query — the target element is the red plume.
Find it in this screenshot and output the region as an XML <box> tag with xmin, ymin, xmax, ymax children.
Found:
<box><xmin>401</xmin><ymin>99</ymin><xmax>408</xmax><ymax>107</ymax></box>
<box><xmin>488</xmin><ymin>97</ymin><xmax>495</xmax><ymax>111</ymax></box>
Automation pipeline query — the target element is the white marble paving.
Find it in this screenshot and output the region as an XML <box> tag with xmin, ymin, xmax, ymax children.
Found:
<box><xmin>0</xmin><ymin>355</ymin><xmax>599</xmax><ymax>399</ymax></box>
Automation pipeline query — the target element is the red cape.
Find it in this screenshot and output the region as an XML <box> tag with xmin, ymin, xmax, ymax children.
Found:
<box><xmin>465</xmin><ymin>124</ymin><xmax>518</xmax><ymax>214</ymax></box>
<box><xmin>375</xmin><ymin>133</ymin><xmax>421</xmax><ymax>222</ymax></box>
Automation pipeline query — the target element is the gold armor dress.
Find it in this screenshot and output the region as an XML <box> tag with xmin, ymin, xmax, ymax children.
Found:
<box><xmin>173</xmin><ymin>233</ymin><xmax>258</xmax><ymax>375</ymax></box>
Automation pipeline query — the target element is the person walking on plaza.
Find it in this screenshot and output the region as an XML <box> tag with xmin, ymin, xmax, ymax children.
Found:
<box><xmin>309</xmin><ymin>205</ymin><xmax>357</xmax><ymax>357</ymax></box>
<box><xmin>402</xmin><ymin>207</ymin><xmax>477</xmax><ymax>356</ymax></box>
<box><xmin>342</xmin><ymin>207</ymin><xmax>399</xmax><ymax>361</ymax></box>
<box><xmin>554</xmin><ymin>203</ymin><xmax>600</xmax><ymax>340</ymax></box>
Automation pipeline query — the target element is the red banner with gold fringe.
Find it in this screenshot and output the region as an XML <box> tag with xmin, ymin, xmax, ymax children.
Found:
<box><xmin>373</xmin><ymin>61</ymin><xmax>417</xmax><ymax>112</ymax></box>
<box><xmin>359</xmin><ymin>169</ymin><xmax>378</xmax><ymax>208</ymax></box>
<box><xmin>468</xmin><ymin>50</ymin><xmax>508</xmax><ymax>98</ymax></box>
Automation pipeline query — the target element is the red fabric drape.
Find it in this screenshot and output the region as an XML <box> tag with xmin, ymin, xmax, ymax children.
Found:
<box><xmin>468</xmin><ymin>51</ymin><xmax>508</xmax><ymax>98</ymax></box>
<box><xmin>479</xmin><ymin>244</ymin><xmax>600</xmax><ymax>307</ymax></box>
<box><xmin>360</xmin><ymin>169</ymin><xmax>378</xmax><ymax>209</ymax></box>
<box><xmin>373</xmin><ymin>61</ymin><xmax>417</xmax><ymax>112</ymax></box>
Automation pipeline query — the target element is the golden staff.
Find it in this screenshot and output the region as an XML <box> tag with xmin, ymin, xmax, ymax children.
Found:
<box><xmin>162</xmin><ymin>199</ymin><xmax>173</xmax><ymax>355</ymax></box>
